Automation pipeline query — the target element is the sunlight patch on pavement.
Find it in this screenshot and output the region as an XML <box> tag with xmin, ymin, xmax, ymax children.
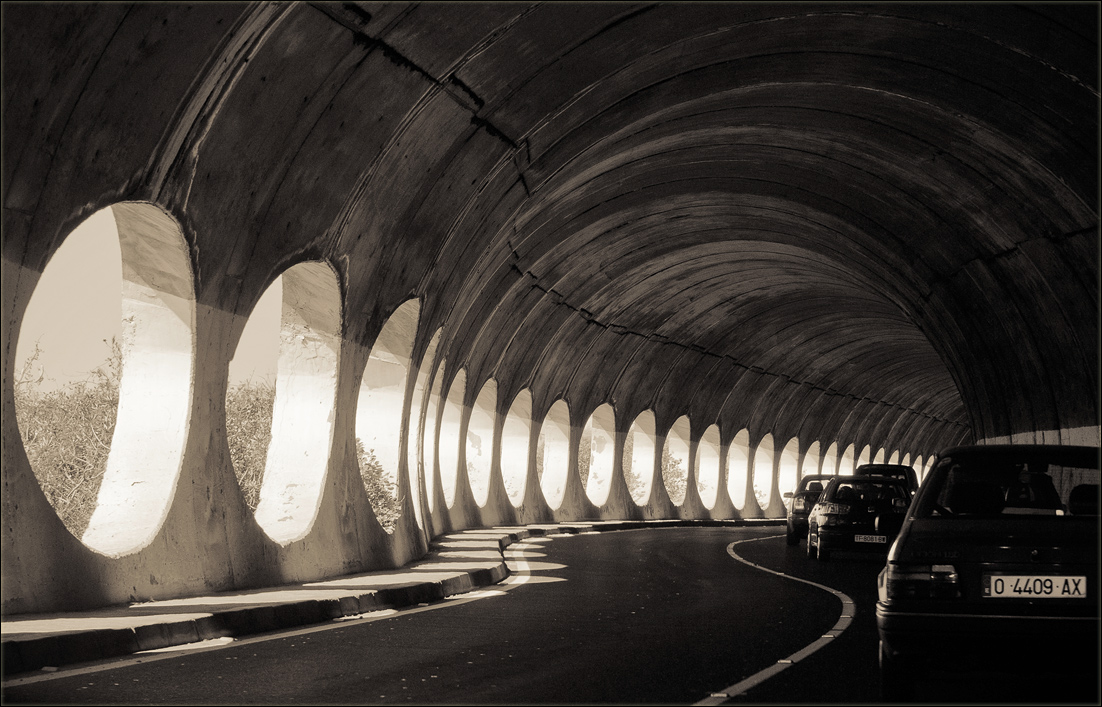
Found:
<box><xmin>303</xmin><ymin>570</ymin><xmax>476</xmax><ymax>586</ymax></box>
<box><xmin>504</xmin><ymin>560</ymin><xmax>566</xmax><ymax>572</ymax></box>
<box><xmin>462</xmin><ymin>589</ymin><xmax>509</xmax><ymax>598</ymax></box>
<box><xmin>432</xmin><ymin>550</ymin><xmax>506</xmax><ymax>560</ymax></box>
<box><xmin>1</xmin><ymin>613</ymin><xmax>215</xmax><ymax>635</ymax></box>
<box><xmin>138</xmin><ymin>636</ymin><xmax>235</xmax><ymax>653</ymax></box>
<box><xmin>503</xmin><ymin>574</ymin><xmax>566</xmax><ymax>584</ymax></box>
<box><xmin>434</xmin><ymin>540</ymin><xmax>504</xmax><ymax>549</ymax></box>
<box><xmin>406</xmin><ymin>561</ymin><xmax>503</xmax><ymax>572</ymax></box>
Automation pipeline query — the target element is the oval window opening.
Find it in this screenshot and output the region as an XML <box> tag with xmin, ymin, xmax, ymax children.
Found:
<box><xmin>356</xmin><ymin>299</ymin><xmax>419</xmax><ymax>533</ymax></box>
<box><xmin>779</xmin><ymin>437</ymin><xmax>800</xmax><ymax>510</ymax></box>
<box><xmin>406</xmin><ymin>329</ymin><xmax>440</xmax><ymax>529</ymax></box>
<box><xmin>662</xmin><ymin>416</ymin><xmax>691</xmax><ymax>507</ymax></box>
<box><xmin>439</xmin><ymin>369</ymin><xmax>466</xmax><ymax>509</ymax></box>
<box><xmin>728</xmin><ymin>429</ymin><xmax>750</xmax><ymax>511</ymax></box>
<box><xmin>15</xmin><ymin>208</ymin><xmax>122</xmax><ymax>542</ymax></box>
<box><xmin>624</xmin><ymin>411</ymin><xmax>656</xmax><ymax>506</ymax></box>
<box><xmin>538</xmin><ymin>400</ymin><xmax>571</xmax><ymax>510</ymax></box>
<box><xmin>696</xmin><ymin>425</ymin><xmax>721</xmax><ymax>510</ymax></box>
<box><xmin>422</xmin><ymin>354</ymin><xmax>446</xmax><ymax>513</ymax></box>
<box><xmin>839</xmin><ymin>443</ymin><xmax>857</xmax><ymax>476</ymax></box>
<box><xmin>803</xmin><ymin>441</ymin><xmax>822</xmax><ymax>478</ymax></box>
<box><xmin>752</xmin><ymin>434</ymin><xmax>775</xmax><ymax>511</ymax></box>
<box><xmin>822</xmin><ymin>442</ymin><xmax>840</xmax><ymax>476</ymax></box>
<box><xmin>226</xmin><ymin>277</ymin><xmax>280</xmax><ymax>513</ymax></box>
<box><xmin>468</xmin><ymin>379</ymin><xmax>497</xmax><ymax>508</ymax></box>
<box><xmin>582</xmin><ymin>404</ymin><xmax>616</xmax><ymax>507</ymax></box>
<box><xmin>249</xmin><ymin>261</ymin><xmax>341</xmax><ymax>546</ymax></box>
<box><xmin>15</xmin><ymin>203</ymin><xmax>195</xmax><ymax>557</ymax></box>
<box><xmin>502</xmin><ymin>389</ymin><xmax>532</xmax><ymax>507</ymax></box>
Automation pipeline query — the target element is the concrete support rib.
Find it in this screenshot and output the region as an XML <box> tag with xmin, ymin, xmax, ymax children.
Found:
<box><xmin>2</xmin><ymin>3</ymin><xmax>1097</xmax><ymax>617</ymax></box>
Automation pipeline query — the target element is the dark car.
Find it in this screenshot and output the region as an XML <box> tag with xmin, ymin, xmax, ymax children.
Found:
<box><xmin>783</xmin><ymin>474</ymin><xmax>830</xmax><ymax>545</ymax></box>
<box><xmin>876</xmin><ymin>444</ymin><xmax>1100</xmax><ymax>700</ymax></box>
<box><xmin>854</xmin><ymin>462</ymin><xmax>919</xmax><ymax>496</ymax></box>
<box><xmin>806</xmin><ymin>475</ymin><xmax>910</xmax><ymax>560</ymax></box>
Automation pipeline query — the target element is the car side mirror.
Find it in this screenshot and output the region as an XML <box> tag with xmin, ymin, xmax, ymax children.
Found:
<box><xmin>892</xmin><ymin>497</ymin><xmax>907</xmax><ymax>510</ymax></box>
<box><xmin>783</xmin><ymin>492</ymin><xmax>793</xmax><ymax>499</ymax></box>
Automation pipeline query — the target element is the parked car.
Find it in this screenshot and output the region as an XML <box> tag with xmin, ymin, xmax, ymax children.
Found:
<box><xmin>783</xmin><ymin>474</ymin><xmax>830</xmax><ymax>545</ymax></box>
<box><xmin>876</xmin><ymin>444</ymin><xmax>1100</xmax><ymax>700</ymax></box>
<box><xmin>854</xmin><ymin>462</ymin><xmax>919</xmax><ymax>496</ymax></box>
<box><xmin>806</xmin><ymin>475</ymin><xmax>910</xmax><ymax>560</ymax></box>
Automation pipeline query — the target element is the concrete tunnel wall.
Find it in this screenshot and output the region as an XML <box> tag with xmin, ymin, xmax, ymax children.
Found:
<box><xmin>2</xmin><ymin>2</ymin><xmax>1098</xmax><ymax>615</ymax></box>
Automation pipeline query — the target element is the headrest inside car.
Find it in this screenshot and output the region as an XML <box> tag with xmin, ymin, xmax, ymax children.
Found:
<box><xmin>1068</xmin><ymin>484</ymin><xmax>1100</xmax><ymax>516</ymax></box>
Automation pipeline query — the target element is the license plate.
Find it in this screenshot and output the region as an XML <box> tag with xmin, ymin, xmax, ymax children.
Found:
<box><xmin>984</xmin><ymin>575</ymin><xmax>1088</xmax><ymax>598</ymax></box>
<box><xmin>855</xmin><ymin>534</ymin><xmax>886</xmax><ymax>543</ymax></box>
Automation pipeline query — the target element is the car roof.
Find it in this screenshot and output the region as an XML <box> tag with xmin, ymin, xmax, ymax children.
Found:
<box><xmin>854</xmin><ymin>463</ymin><xmax>913</xmax><ymax>473</ymax></box>
<box><xmin>933</xmin><ymin>444</ymin><xmax>1099</xmax><ymax>468</ymax></box>
<box><xmin>826</xmin><ymin>474</ymin><xmax>906</xmax><ymax>485</ymax></box>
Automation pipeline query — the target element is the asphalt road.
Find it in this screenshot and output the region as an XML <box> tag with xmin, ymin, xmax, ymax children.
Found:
<box><xmin>2</xmin><ymin>525</ymin><xmax>1097</xmax><ymax>705</ymax></box>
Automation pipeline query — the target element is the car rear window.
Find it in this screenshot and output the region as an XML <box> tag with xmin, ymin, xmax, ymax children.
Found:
<box><xmin>917</xmin><ymin>453</ymin><xmax>1100</xmax><ymax>519</ymax></box>
<box><xmin>827</xmin><ymin>479</ymin><xmax>907</xmax><ymax>504</ymax></box>
<box><xmin>855</xmin><ymin>464</ymin><xmax>917</xmax><ymax>490</ymax></box>
<box><xmin>798</xmin><ymin>477</ymin><xmax>826</xmax><ymax>494</ymax></box>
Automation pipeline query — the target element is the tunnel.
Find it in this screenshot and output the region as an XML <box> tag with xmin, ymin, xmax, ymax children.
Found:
<box><xmin>2</xmin><ymin>2</ymin><xmax>1097</xmax><ymax>616</ymax></box>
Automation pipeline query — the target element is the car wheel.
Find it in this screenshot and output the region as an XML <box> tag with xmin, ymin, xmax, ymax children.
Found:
<box><xmin>818</xmin><ymin>543</ymin><xmax>830</xmax><ymax>561</ymax></box>
<box><xmin>879</xmin><ymin>640</ymin><xmax>914</xmax><ymax>701</ymax></box>
<box><xmin>786</xmin><ymin>519</ymin><xmax>800</xmax><ymax>546</ymax></box>
<box><xmin>806</xmin><ymin>528</ymin><xmax>817</xmax><ymax>559</ymax></box>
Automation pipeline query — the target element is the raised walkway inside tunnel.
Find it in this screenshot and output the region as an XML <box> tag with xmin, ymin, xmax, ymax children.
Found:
<box><xmin>1</xmin><ymin>519</ymin><xmax>782</xmax><ymax>677</ymax></box>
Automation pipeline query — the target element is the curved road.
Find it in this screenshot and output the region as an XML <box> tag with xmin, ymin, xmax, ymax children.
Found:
<box><xmin>2</xmin><ymin>526</ymin><xmax>1093</xmax><ymax>704</ymax></box>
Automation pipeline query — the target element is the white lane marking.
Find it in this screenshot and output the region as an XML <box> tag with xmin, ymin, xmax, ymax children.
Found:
<box><xmin>695</xmin><ymin>533</ymin><xmax>855</xmax><ymax>706</ymax></box>
<box><xmin>3</xmin><ymin>542</ymin><xmax>545</xmax><ymax>688</ymax></box>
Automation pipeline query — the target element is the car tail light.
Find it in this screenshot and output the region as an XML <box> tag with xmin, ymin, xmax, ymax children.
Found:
<box><xmin>818</xmin><ymin>502</ymin><xmax>852</xmax><ymax>526</ymax></box>
<box><xmin>879</xmin><ymin>563</ymin><xmax>960</xmax><ymax>601</ymax></box>
<box><xmin>793</xmin><ymin>497</ymin><xmax>807</xmax><ymax>512</ymax></box>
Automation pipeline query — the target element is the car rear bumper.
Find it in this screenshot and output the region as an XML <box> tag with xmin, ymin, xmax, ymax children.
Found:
<box><xmin>877</xmin><ymin>604</ymin><xmax>1099</xmax><ymax>670</ymax></box>
<box><xmin>818</xmin><ymin>528</ymin><xmax>891</xmax><ymax>552</ymax></box>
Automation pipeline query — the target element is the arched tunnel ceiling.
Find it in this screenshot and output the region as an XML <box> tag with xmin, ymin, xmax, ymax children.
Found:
<box><xmin>2</xmin><ymin>2</ymin><xmax>1099</xmax><ymax>454</ymax></box>
<box><xmin>417</xmin><ymin>1</ymin><xmax>1097</xmax><ymax>445</ymax></box>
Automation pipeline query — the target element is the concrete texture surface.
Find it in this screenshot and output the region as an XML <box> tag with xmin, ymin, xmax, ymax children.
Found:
<box><xmin>2</xmin><ymin>3</ymin><xmax>1096</xmax><ymax>619</ymax></box>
